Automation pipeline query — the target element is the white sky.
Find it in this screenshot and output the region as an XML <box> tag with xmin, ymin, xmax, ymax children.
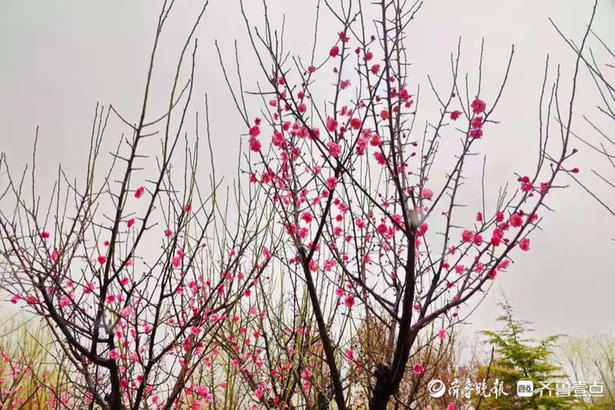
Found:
<box><xmin>1</xmin><ymin>0</ymin><xmax>614</xmax><ymax>343</ymax></box>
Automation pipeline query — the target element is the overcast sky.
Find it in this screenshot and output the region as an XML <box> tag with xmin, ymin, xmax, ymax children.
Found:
<box><xmin>1</xmin><ymin>0</ymin><xmax>614</xmax><ymax>342</ymax></box>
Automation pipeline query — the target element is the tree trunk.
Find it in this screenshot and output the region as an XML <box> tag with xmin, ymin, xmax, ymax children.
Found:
<box><xmin>369</xmin><ymin>366</ymin><xmax>394</xmax><ymax>410</ymax></box>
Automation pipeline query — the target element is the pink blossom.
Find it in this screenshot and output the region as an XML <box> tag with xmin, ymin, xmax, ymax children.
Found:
<box><xmin>540</xmin><ymin>182</ymin><xmax>550</xmax><ymax>195</ymax></box>
<box><xmin>197</xmin><ymin>385</ymin><xmax>210</xmax><ymax>397</ymax></box>
<box><xmin>128</xmin><ymin>352</ymin><xmax>139</xmax><ymax>363</ymax></box>
<box><xmin>329</xmin><ymin>46</ymin><xmax>339</xmax><ymax>58</ymax></box>
<box><xmin>249</xmin><ymin>136</ymin><xmax>261</xmax><ymax>152</ymax></box>
<box><xmin>356</xmin><ymin>133</ymin><xmax>369</xmax><ymax>155</ymax></box>
<box><xmin>59</xmin><ymin>295</ymin><xmax>71</xmax><ymax>307</ymax></box>
<box><xmin>450</xmin><ymin>110</ymin><xmax>462</xmax><ymax>120</ymax></box>
<box><xmin>301</xmin><ymin>212</ymin><xmax>313</xmax><ymax>223</ymax></box>
<box><xmin>491</xmin><ymin>228</ymin><xmax>504</xmax><ymax>246</ymax></box>
<box><xmin>370</xmin><ymin>134</ymin><xmax>383</xmax><ymax>146</ymax></box>
<box><xmin>126</xmin><ymin>218</ymin><xmax>135</xmax><ymax>228</ymax></box>
<box><xmin>272</xmin><ymin>130</ymin><xmax>286</xmax><ymax>148</ymax></box>
<box><xmin>519</xmin><ymin>238</ymin><xmax>530</xmax><ymax>251</ymax></box>
<box><xmin>417</xmin><ymin>223</ymin><xmax>428</xmax><ymax>236</ymax></box>
<box><xmin>84</xmin><ymin>282</ymin><xmax>95</xmax><ymax>294</ymax></box>
<box><xmin>172</xmin><ymin>256</ymin><xmax>181</xmax><ymax>268</ymax></box>
<box><xmin>471</xmin><ymin>98</ymin><xmax>486</xmax><ymax>114</ymax></box>
<box><xmin>473</xmin><ymin>234</ymin><xmax>483</xmax><ymax>246</ymax></box>
<box><xmin>98</xmin><ymin>255</ymin><xmax>107</xmax><ymax>265</ymax></box>
<box><xmin>509</xmin><ymin>213</ymin><xmax>523</xmax><ymax>227</ymax></box>
<box><xmin>412</xmin><ymin>363</ymin><xmax>424</xmax><ymax>374</ymax></box>
<box><xmin>469</xmin><ymin>128</ymin><xmax>483</xmax><ymax>138</ymax></box>
<box><xmin>399</xmin><ymin>88</ymin><xmax>410</xmax><ymax>101</ymax></box>
<box><xmin>421</xmin><ymin>188</ymin><xmax>433</xmax><ymax>200</ymax></box>
<box><xmin>471</xmin><ymin>116</ymin><xmax>483</xmax><ymax>129</ymax></box>
<box><xmin>461</xmin><ymin>230</ymin><xmax>474</xmax><ymax>243</ymax></box>
<box><xmin>344</xmin><ymin>294</ymin><xmax>355</xmax><ymax>307</ymax></box>
<box><xmin>374</xmin><ymin>151</ymin><xmax>387</xmax><ymax>165</ymax></box>
<box><xmin>327</xmin><ymin>141</ymin><xmax>342</xmax><ymax>157</ymax></box>
<box><xmin>40</xmin><ymin>231</ymin><xmax>50</xmax><ymax>239</ymax></box>
<box><xmin>326</xmin><ymin>116</ymin><xmax>338</xmax><ymax>132</ymax></box>
<box><xmin>135</xmin><ymin>186</ymin><xmax>145</xmax><ymax>198</ymax></box>
<box><xmin>438</xmin><ymin>328</ymin><xmax>447</xmax><ymax>340</ymax></box>
<box><xmin>263</xmin><ymin>247</ymin><xmax>272</xmax><ymax>259</ymax></box>
<box><xmin>326</xmin><ymin>177</ymin><xmax>337</xmax><ymax>190</ymax></box>
<box><xmin>109</xmin><ymin>349</ymin><xmax>120</xmax><ymax>360</ymax></box>
<box><xmin>26</xmin><ymin>295</ymin><xmax>38</xmax><ymax>305</ymax></box>
<box><xmin>249</xmin><ymin>125</ymin><xmax>260</xmax><ymax>137</ymax></box>
<box><xmin>355</xmin><ymin>218</ymin><xmax>365</xmax><ymax>229</ymax></box>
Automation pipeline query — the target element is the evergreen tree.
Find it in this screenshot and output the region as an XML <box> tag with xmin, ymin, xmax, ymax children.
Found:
<box><xmin>475</xmin><ymin>301</ymin><xmax>581</xmax><ymax>409</ymax></box>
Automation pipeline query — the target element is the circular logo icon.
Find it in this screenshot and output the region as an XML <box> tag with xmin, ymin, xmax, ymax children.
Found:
<box><xmin>428</xmin><ymin>379</ymin><xmax>446</xmax><ymax>398</ymax></box>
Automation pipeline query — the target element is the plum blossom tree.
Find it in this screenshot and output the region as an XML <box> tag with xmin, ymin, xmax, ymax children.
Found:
<box><xmin>0</xmin><ymin>0</ymin><xmax>601</xmax><ymax>409</ymax></box>
<box><xmin>0</xmin><ymin>1</ymin><xmax>274</xmax><ymax>409</ymax></box>
<box><xmin>218</xmin><ymin>0</ymin><xmax>596</xmax><ymax>408</ymax></box>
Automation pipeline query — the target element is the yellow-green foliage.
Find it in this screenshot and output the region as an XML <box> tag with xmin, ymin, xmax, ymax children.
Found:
<box><xmin>0</xmin><ymin>314</ymin><xmax>69</xmax><ymax>409</ymax></box>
